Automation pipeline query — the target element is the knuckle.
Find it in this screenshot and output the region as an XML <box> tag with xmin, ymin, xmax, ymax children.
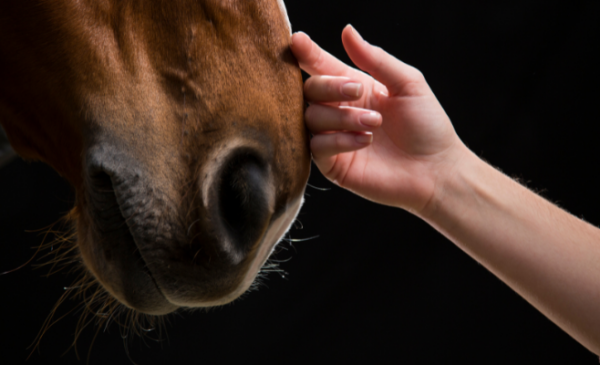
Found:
<box><xmin>399</xmin><ymin>69</ymin><xmax>427</xmax><ymax>95</ymax></box>
<box><xmin>407</xmin><ymin>68</ymin><xmax>425</xmax><ymax>83</ymax></box>
<box><xmin>401</xmin><ymin>81</ymin><xmax>423</xmax><ymax>95</ymax></box>
<box><xmin>304</xmin><ymin>39</ymin><xmax>321</xmax><ymax>67</ymax></box>
<box><xmin>374</xmin><ymin>47</ymin><xmax>388</xmax><ymax>66</ymax></box>
<box><xmin>368</xmin><ymin>48</ymin><xmax>386</xmax><ymax>74</ymax></box>
<box><xmin>333</xmin><ymin>133</ymin><xmax>347</xmax><ymax>149</ymax></box>
<box><xmin>312</xmin><ymin>47</ymin><xmax>326</xmax><ymax>70</ymax></box>
<box><xmin>327</xmin><ymin>78</ymin><xmax>342</xmax><ymax>95</ymax></box>
<box><xmin>341</xmin><ymin>108</ymin><xmax>356</xmax><ymax>129</ymax></box>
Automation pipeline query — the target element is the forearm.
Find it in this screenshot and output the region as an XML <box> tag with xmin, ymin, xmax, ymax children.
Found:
<box><xmin>420</xmin><ymin>145</ymin><xmax>600</xmax><ymax>354</ymax></box>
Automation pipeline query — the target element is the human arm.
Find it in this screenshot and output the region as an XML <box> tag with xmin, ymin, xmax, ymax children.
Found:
<box><xmin>291</xmin><ymin>25</ymin><xmax>600</xmax><ymax>354</ymax></box>
<box><xmin>422</xmin><ymin>147</ymin><xmax>600</xmax><ymax>354</ymax></box>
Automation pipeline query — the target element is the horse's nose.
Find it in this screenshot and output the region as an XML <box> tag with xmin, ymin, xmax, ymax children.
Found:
<box><xmin>212</xmin><ymin>148</ymin><xmax>274</xmax><ymax>262</ymax></box>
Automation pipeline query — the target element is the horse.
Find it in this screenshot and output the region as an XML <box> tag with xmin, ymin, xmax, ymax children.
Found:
<box><xmin>0</xmin><ymin>0</ymin><xmax>309</xmax><ymax>326</ymax></box>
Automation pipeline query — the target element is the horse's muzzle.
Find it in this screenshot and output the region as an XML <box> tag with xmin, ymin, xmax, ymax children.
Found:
<box><xmin>80</xmin><ymin>141</ymin><xmax>280</xmax><ymax>314</ymax></box>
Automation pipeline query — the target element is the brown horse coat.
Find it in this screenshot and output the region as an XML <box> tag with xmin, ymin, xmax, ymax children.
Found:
<box><xmin>0</xmin><ymin>0</ymin><xmax>310</xmax><ymax>315</ymax></box>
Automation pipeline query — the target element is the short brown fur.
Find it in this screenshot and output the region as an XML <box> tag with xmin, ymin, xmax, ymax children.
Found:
<box><xmin>0</xmin><ymin>0</ymin><xmax>310</xmax><ymax>321</ymax></box>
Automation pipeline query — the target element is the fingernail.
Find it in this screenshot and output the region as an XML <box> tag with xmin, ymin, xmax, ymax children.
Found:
<box><xmin>355</xmin><ymin>133</ymin><xmax>373</xmax><ymax>144</ymax></box>
<box><xmin>349</xmin><ymin>25</ymin><xmax>364</xmax><ymax>42</ymax></box>
<box><xmin>359</xmin><ymin>112</ymin><xmax>380</xmax><ymax>127</ymax></box>
<box><xmin>341</xmin><ymin>82</ymin><xmax>362</xmax><ymax>98</ymax></box>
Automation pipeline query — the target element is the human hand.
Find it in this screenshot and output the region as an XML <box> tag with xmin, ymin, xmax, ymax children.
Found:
<box><xmin>291</xmin><ymin>25</ymin><xmax>469</xmax><ymax>214</ymax></box>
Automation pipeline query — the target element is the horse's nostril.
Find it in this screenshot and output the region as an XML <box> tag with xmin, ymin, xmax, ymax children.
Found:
<box><xmin>217</xmin><ymin>150</ymin><xmax>272</xmax><ymax>253</ymax></box>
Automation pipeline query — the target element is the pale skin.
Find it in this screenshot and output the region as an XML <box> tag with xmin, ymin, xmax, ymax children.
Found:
<box><xmin>291</xmin><ymin>25</ymin><xmax>600</xmax><ymax>355</ymax></box>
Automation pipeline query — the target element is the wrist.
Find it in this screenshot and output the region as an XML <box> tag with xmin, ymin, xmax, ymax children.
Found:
<box><xmin>416</xmin><ymin>143</ymin><xmax>488</xmax><ymax>223</ymax></box>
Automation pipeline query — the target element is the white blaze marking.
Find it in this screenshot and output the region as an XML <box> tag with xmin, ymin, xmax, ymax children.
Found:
<box><xmin>277</xmin><ymin>0</ymin><xmax>292</xmax><ymax>34</ymax></box>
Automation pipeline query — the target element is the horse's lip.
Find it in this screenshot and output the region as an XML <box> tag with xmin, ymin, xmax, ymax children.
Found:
<box><xmin>85</xmin><ymin>170</ymin><xmax>178</xmax><ymax>315</ymax></box>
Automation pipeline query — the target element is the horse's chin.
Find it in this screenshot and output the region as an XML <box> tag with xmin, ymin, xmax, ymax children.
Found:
<box><xmin>76</xmin><ymin>194</ymin><xmax>179</xmax><ymax>316</ymax></box>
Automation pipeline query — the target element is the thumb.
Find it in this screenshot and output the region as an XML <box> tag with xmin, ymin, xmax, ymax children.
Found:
<box><xmin>341</xmin><ymin>25</ymin><xmax>427</xmax><ymax>97</ymax></box>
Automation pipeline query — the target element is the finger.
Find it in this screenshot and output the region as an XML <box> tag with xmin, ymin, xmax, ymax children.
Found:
<box><xmin>304</xmin><ymin>75</ymin><xmax>364</xmax><ymax>103</ymax></box>
<box><xmin>291</xmin><ymin>31</ymin><xmax>353</xmax><ymax>77</ymax></box>
<box><xmin>341</xmin><ymin>25</ymin><xmax>428</xmax><ymax>97</ymax></box>
<box><xmin>311</xmin><ymin>132</ymin><xmax>373</xmax><ymax>160</ymax></box>
<box><xmin>306</xmin><ymin>104</ymin><xmax>381</xmax><ymax>133</ymax></box>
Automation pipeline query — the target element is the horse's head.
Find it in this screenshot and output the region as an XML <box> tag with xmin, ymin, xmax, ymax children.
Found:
<box><xmin>0</xmin><ymin>0</ymin><xmax>309</xmax><ymax>315</ymax></box>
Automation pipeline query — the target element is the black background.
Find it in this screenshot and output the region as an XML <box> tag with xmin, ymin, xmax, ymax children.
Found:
<box><xmin>2</xmin><ymin>1</ymin><xmax>600</xmax><ymax>364</ymax></box>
